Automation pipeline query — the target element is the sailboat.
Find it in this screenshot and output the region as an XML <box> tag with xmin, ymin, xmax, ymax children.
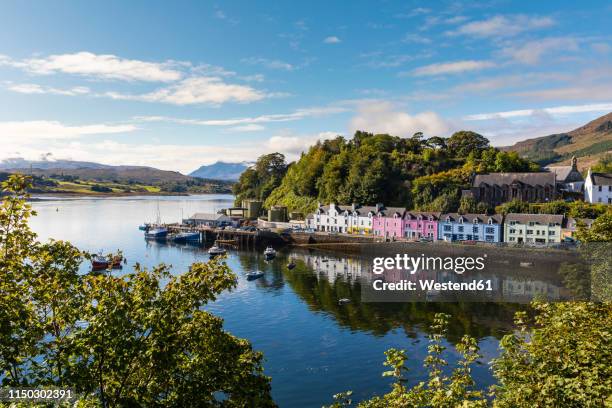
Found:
<box><xmin>144</xmin><ymin>200</ymin><xmax>167</xmax><ymax>240</ymax></box>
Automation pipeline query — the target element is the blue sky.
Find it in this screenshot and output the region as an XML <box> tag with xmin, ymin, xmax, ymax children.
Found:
<box><xmin>0</xmin><ymin>0</ymin><xmax>611</xmax><ymax>173</ymax></box>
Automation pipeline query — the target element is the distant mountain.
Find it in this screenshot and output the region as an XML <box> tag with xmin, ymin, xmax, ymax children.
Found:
<box><xmin>0</xmin><ymin>157</ymin><xmax>112</xmax><ymax>170</ymax></box>
<box><xmin>502</xmin><ymin>112</ymin><xmax>612</xmax><ymax>169</ymax></box>
<box><xmin>189</xmin><ymin>161</ymin><xmax>249</xmax><ymax>181</ymax></box>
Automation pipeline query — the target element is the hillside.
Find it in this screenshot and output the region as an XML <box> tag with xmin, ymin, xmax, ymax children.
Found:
<box><xmin>502</xmin><ymin>112</ymin><xmax>612</xmax><ymax>168</ymax></box>
<box><xmin>1</xmin><ymin>159</ymin><xmax>234</xmax><ymax>195</ymax></box>
<box><xmin>189</xmin><ymin>161</ymin><xmax>249</xmax><ymax>181</ymax></box>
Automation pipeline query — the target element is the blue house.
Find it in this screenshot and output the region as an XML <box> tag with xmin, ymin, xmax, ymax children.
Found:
<box><xmin>437</xmin><ymin>213</ymin><xmax>503</xmax><ymax>243</ymax></box>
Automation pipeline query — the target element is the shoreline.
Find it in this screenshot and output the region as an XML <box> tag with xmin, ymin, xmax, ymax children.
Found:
<box><xmin>22</xmin><ymin>191</ymin><xmax>234</xmax><ymax>200</ymax></box>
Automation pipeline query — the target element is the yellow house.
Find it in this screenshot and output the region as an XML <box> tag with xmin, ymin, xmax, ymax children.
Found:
<box><xmin>504</xmin><ymin>213</ymin><xmax>564</xmax><ymax>244</ymax></box>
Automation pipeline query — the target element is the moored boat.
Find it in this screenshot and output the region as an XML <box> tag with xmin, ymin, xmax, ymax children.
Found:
<box><xmin>208</xmin><ymin>245</ymin><xmax>227</xmax><ymax>256</ymax></box>
<box><xmin>92</xmin><ymin>255</ymin><xmax>109</xmax><ymax>271</ymax></box>
<box><xmin>246</xmin><ymin>271</ymin><xmax>264</xmax><ymax>280</ymax></box>
<box><xmin>263</xmin><ymin>246</ymin><xmax>276</xmax><ymax>259</ymax></box>
<box><xmin>145</xmin><ymin>226</ymin><xmax>168</xmax><ymax>240</ymax></box>
<box><xmin>172</xmin><ymin>232</ymin><xmax>200</xmax><ymax>243</ymax></box>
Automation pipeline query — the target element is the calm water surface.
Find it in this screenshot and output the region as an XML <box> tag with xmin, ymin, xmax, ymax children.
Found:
<box><xmin>30</xmin><ymin>195</ymin><xmax>536</xmax><ymax>407</ymax></box>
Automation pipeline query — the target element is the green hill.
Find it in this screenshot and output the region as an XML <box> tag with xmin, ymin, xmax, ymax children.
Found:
<box><xmin>502</xmin><ymin>112</ymin><xmax>612</xmax><ymax>168</ymax></box>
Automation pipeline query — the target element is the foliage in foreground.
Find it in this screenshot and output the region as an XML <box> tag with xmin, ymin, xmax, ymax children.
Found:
<box><xmin>328</xmin><ymin>303</ymin><xmax>611</xmax><ymax>408</ymax></box>
<box><xmin>0</xmin><ymin>175</ymin><xmax>275</xmax><ymax>407</ymax></box>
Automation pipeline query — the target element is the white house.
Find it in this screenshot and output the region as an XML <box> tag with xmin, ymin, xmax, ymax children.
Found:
<box><xmin>584</xmin><ymin>169</ymin><xmax>612</xmax><ymax>204</ymax></box>
<box><xmin>504</xmin><ymin>213</ymin><xmax>563</xmax><ymax>244</ymax></box>
<box><xmin>311</xmin><ymin>203</ymin><xmax>380</xmax><ymax>234</ymax></box>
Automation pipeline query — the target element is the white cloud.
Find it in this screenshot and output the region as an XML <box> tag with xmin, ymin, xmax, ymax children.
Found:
<box><xmin>403</xmin><ymin>33</ymin><xmax>432</xmax><ymax>44</ymax></box>
<box><xmin>0</xmin><ymin>120</ymin><xmax>137</xmax><ymax>141</ymax></box>
<box><xmin>449</xmin><ymin>15</ymin><xmax>554</xmax><ymax>38</ymax></box>
<box><xmin>227</xmin><ymin>124</ymin><xmax>265</xmax><ymax>132</ymax></box>
<box><xmin>3</xmin><ymin>52</ymin><xmax>182</xmax><ymax>82</ymax></box>
<box><xmin>266</xmin><ymin>131</ymin><xmax>340</xmax><ymax>156</ymax></box>
<box><xmin>241</xmin><ymin>57</ymin><xmax>295</xmax><ymax>71</ymax></box>
<box><xmin>134</xmin><ymin>106</ymin><xmax>348</xmax><ymax>126</ymax></box>
<box><xmin>501</xmin><ymin>37</ymin><xmax>579</xmax><ymax>64</ymax></box>
<box><xmin>410</xmin><ymin>60</ymin><xmax>495</xmax><ymax>76</ymax></box>
<box><xmin>7</xmin><ymin>83</ymin><xmax>90</xmax><ymax>96</ymax></box>
<box><xmin>349</xmin><ymin>101</ymin><xmax>451</xmax><ymax>137</ymax></box>
<box><xmin>323</xmin><ymin>36</ymin><xmax>341</xmax><ymax>44</ymax></box>
<box><xmin>464</xmin><ymin>103</ymin><xmax>612</xmax><ymax>121</ymax></box>
<box><xmin>105</xmin><ymin>76</ymin><xmax>266</xmax><ymax>105</ymax></box>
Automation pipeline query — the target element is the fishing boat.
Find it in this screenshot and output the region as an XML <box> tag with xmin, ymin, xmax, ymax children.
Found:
<box><xmin>246</xmin><ymin>271</ymin><xmax>264</xmax><ymax>280</ymax></box>
<box><xmin>263</xmin><ymin>246</ymin><xmax>276</xmax><ymax>259</ymax></box>
<box><xmin>145</xmin><ymin>226</ymin><xmax>168</xmax><ymax>240</ymax></box>
<box><xmin>172</xmin><ymin>232</ymin><xmax>200</xmax><ymax>243</ymax></box>
<box><xmin>91</xmin><ymin>255</ymin><xmax>109</xmax><ymax>271</ymax></box>
<box><xmin>208</xmin><ymin>245</ymin><xmax>227</xmax><ymax>256</ymax></box>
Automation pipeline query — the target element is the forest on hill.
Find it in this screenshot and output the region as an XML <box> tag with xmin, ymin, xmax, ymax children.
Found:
<box><xmin>233</xmin><ymin>130</ymin><xmax>538</xmax><ymax>214</ymax></box>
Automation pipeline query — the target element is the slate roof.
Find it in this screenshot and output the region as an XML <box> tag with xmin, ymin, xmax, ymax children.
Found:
<box><xmin>440</xmin><ymin>213</ymin><xmax>503</xmax><ymax>224</ymax></box>
<box><xmin>472</xmin><ymin>172</ymin><xmax>555</xmax><ymax>187</ymax></box>
<box><xmin>590</xmin><ymin>172</ymin><xmax>612</xmax><ymax>185</ymax></box>
<box><xmin>545</xmin><ymin>166</ymin><xmax>584</xmax><ymax>183</ymax></box>
<box><xmin>404</xmin><ymin>211</ymin><xmax>441</xmax><ymax>220</ymax></box>
<box><xmin>376</xmin><ymin>206</ymin><xmax>406</xmax><ymax>216</ymax></box>
<box><xmin>505</xmin><ymin>213</ymin><xmax>564</xmax><ymax>225</ymax></box>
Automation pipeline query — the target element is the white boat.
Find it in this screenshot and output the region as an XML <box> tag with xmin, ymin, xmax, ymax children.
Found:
<box><xmin>208</xmin><ymin>246</ymin><xmax>227</xmax><ymax>256</ymax></box>
<box><xmin>263</xmin><ymin>246</ymin><xmax>276</xmax><ymax>258</ymax></box>
<box><xmin>246</xmin><ymin>271</ymin><xmax>264</xmax><ymax>280</ymax></box>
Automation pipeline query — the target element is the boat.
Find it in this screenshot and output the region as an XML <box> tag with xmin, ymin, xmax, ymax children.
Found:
<box><xmin>145</xmin><ymin>227</ymin><xmax>168</xmax><ymax>240</ymax></box>
<box><xmin>287</xmin><ymin>261</ymin><xmax>296</xmax><ymax>270</ymax></box>
<box><xmin>172</xmin><ymin>232</ymin><xmax>200</xmax><ymax>243</ymax></box>
<box><xmin>91</xmin><ymin>255</ymin><xmax>109</xmax><ymax>271</ymax></box>
<box><xmin>263</xmin><ymin>246</ymin><xmax>276</xmax><ymax>259</ymax></box>
<box><xmin>208</xmin><ymin>245</ymin><xmax>227</xmax><ymax>256</ymax></box>
<box><xmin>246</xmin><ymin>271</ymin><xmax>264</xmax><ymax>280</ymax></box>
<box><xmin>338</xmin><ymin>298</ymin><xmax>351</xmax><ymax>305</ymax></box>
<box><xmin>138</xmin><ymin>224</ymin><xmax>149</xmax><ymax>231</ymax></box>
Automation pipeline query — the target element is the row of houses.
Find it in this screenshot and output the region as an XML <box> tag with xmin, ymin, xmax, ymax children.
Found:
<box><xmin>306</xmin><ymin>203</ymin><xmax>594</xmax><ymax>244</ymax></box>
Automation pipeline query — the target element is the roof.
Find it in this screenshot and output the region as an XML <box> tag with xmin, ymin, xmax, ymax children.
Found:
<box><xmin>351</xmin><ymin>205</ymin><xmax>378</xmax><ymax>215</ymax></box>
<box><xmin>505</xmin><ymin>213</ymin><xmax>564</xmax><ymax>225</ymax></box>
<box><xmin>187</xmin><ymin>213</ymin><xmax>229</xmax><ymax>221</ymax></box>
<box><xmin>590</xmin><ymin>172</ymin><xmax>612</xmax><ymax>185</ymax></box>
<box><xmin>404</xmin><ymin>211</ymin><xmax>441</xmax><ymax>220</ymax></box>
<box><xmin>377</xmin><ymin>206</ymin><xmax>406</xmax><ymax>216</ymax></box>
<box><xmin>440</xmin><ymin>213</ymin><xmax>503</xmax><ymax>224</ymax></box>
<box><xmin>545</xmin><ymin>166</ymin><xmax>584</xmax><ymax>183</ymax></box>
<box><xmin>473</xmin><ymin>172</ymin><xmax>555</xmax><ymax>187</ymax></box>
<box><xmin>566</xmin><ymin>217</ymin><xmax>595</xmax><ymax>229</ymax></box>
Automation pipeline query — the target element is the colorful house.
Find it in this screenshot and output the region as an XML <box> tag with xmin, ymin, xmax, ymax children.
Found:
<box><xmin>504</xmin><ymin>213</ymin><xmax>563</xmax><ymax>244</ymax></box>
<box><xmin>402</xmin><ymin>211</ymin><xmax>440</xmax><ymax>240</ymax></box>
<box><xmin>345</xmin><ymin>204</ymin><xmax>378</xmax><ymax>235</ymax></box>
<box><xmin>438</xmin><ymin>213</ymin><xmax>503</xmax><ymax>243</ymax></box>
<box><xmin>312</xmin><ymin>203</ymin><xmax>349</xmax><ymax>233</ymax></box>
<box><xmin>372</xmin><ymin>205</ymin><xmax>406</xmax><ymax>239</ymax></box>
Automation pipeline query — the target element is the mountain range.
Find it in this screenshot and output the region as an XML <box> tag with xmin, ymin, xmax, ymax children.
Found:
<box><xmin>189</xmin><ymin>161</ymin><xmax>250</xmax><ymax>181</ymax></box>
<box><xmin>502</xmin><ymin>112</ymin><xmax>612</xmax><ymax>169</ymax></box>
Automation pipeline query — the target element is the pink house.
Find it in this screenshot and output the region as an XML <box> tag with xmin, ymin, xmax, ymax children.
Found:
<box><xmin>372</xmin><ymin>205</ymin><xmax>406</xmax><ymax>239</ymax></box>
<box><xmin>402</xmin><ymin>212</ymin><xmax>441</xmax><ymax>241</ymax></box>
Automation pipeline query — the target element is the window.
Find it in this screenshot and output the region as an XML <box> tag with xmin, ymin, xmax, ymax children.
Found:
<box><xmin>527</xmin><ymin>229</ymin><xmax>533</xmax><ymax>235</ymax></box>
<box><xmin>509</xmin><ymin>237</ymin><xmax>515</xmax><ymax>241</ymax></box>
<box><xmin>549</xmin><ymin>230</ymin><xmax>555</xmax><ymax>235</ymax></box>
<box><xmin>509</xmin><ymin>228</ymin><xmax>516</xmax><ymax>234</ymax></box>
<box><xmin>485</xmin><ymin>227</ymin><xmax>494</xmax><ymax>234</ymax></box>
<box><xmin>458</xmin><ymin>226</ymin><xmax>464</xmax><ymax>232</ymax></box>
<box><xmin>599</xmin><ymin>198</ymin><xmax>602</xmax><ymax>203</ymax></box>
<box><xmin>428</xmin><ymin>224</ymin><xmax>433</xmax><ymax>230</ymax></box>
<box><xmin>485</xmin><ymin>235</ymin><xmax>494</xmax><ymax>242</ymax></box>
<box><xmin>458</xmin><ymin>234</ymin><xmax>464</xmax><ymax>240</ymax></box>
<box><xmin>444</xmin><ymin>225</ymin><xmax>452</xmax><ymax>231</ymax></box>
<box><xmin>598</xmin><ymin>185</ymin><xmax>602</xmax><ymax>192</ymax></box>
<box><xmin>472</xmin><ymin>226</ymin><xmax>478</xmax><ymax>233</ymax></box>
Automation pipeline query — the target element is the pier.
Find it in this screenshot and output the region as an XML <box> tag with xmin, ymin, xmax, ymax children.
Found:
<box><xmin>161</xmin><ymin>223</ymin><xmax>286</xmax><ymax>248</ymax></box>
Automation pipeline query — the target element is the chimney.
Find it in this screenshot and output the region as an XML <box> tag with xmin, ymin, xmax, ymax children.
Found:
<box><xmin>571</xmin><ymin>156</ymin><xmax>577</xmax><ymax>171</ymax></box>
<box><xmin>351</xmin><ymin>203</ymin><xmax>356</xmax><ymax>211</ymax></box>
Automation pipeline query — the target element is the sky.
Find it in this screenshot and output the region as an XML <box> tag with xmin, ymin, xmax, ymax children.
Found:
<box><xmin>0</xmin><ymin>0</ymin><xmax>611</xmax><ymax>173</ymax></box>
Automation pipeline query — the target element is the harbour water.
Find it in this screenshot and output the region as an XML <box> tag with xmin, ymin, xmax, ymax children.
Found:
<box><xmin>28</xmin><ymin>195</ymin><xmax>581</xmax><ymax>407</ymax></box>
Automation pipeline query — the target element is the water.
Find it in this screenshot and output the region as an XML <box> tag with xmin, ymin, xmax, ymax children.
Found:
<box><xmin>28</xmin><ymin>195</ymin><xmax>578</xmax><ymax>407</ymax></box>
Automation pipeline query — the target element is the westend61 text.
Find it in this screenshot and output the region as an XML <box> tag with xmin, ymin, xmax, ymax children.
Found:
<box><xmin>372</xmin><ymin>279</ymin><xmax>493</xmax><ymax>292</ymax></box>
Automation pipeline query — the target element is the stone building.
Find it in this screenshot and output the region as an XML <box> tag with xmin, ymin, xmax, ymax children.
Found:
<box><xmin>464</xmin><ymin>172</ymin><xmax>556</xmax><ymax>207</ymax></box>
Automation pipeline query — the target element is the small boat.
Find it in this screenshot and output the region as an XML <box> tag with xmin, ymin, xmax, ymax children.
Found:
<box><xmin>92</xmin><ymin>255</ymin><xmax>109</xmax><ymax>271</ymax></box>
<box><xmin>246</xmin><ymin>271</ymin><xmax>264</xmax><ymax>280</ymax></box>
<box><xmin>287</xmin><ymin>261</ymin><xmax>296</xmax><ymax>270</ymax></box>
<box><xmin>263</xmin><ymin>246</ymin><xmax>276</xmax><ymax>259</ymax></box>
<box><xmin>145</xmin><ymin>227</ymin><xmax>168</xmax><ymax>240</ymax></box>
<box><xmin>338</xmin><ymin>298</ymin><xmax>351</xmax><ymax>305</ymax></box>
<box><xmin>208</xmin><ymin>246</ymin><xmax>227</xmax><ymax>256</ymax></box>
<box><xmin>173</xmin><ymin>232</ymin><xmax>200</xmax><ymax>243</ymax></box>
<box><xmin>138</xmin><ymin>224</ymin><xmax>149</xmax><ymax>231</ymax></box>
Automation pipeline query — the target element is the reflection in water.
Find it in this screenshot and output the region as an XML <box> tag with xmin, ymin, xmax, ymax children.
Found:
<box><xmin>28</xmin><ymin>195</ymin><xmax>589</xmax><ymax>408</ymax></box>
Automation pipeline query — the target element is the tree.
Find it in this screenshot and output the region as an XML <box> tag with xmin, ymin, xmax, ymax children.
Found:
<box><xmin>446</xmin><ymin>131</ymin><xmax>490</xmax><ymax>158</ymax></box>
<box><xmin>458</xmin><ymin>196</ymin><xmax>477</xmax><ymax>214</ymax></box>
<box><xmin>495</xmin><ymin>199</ymin><xmax>529</xmax><ymax>215</ymax></box>
<box><xmin>0</xmin><ymin>174</ymin><xmax>275</xmax><ymax>407</ymax></box>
